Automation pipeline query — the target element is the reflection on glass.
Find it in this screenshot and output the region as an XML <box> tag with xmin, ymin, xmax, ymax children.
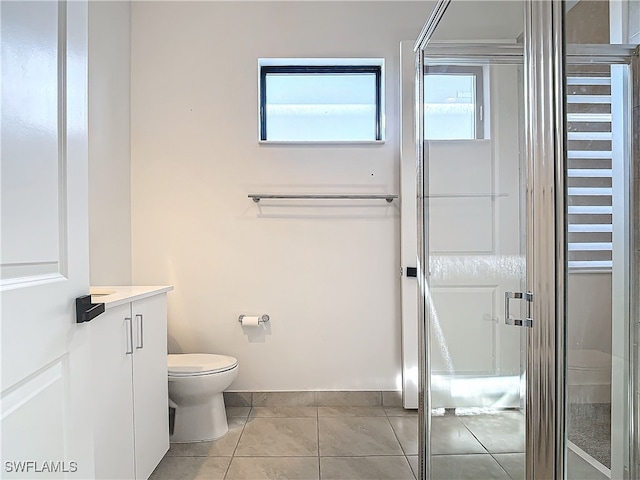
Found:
<box><xmin>565</xmin><ymin>1</ymin><xmax>611</xmax><ymax>44</ymax></box>
<box><xmin>564</xmin><ymin>1</ymin><xmax>635</xmax><ymax>478</ymax></box>
<box><xmin>424</xmin><ymin>67</ymin><xmax>481</xmax><ymax>140</ymax></box>
<box><xmin>423</xmin><ymin>59</ymin><xmax>526</xmax><ymax>477</ymax></box>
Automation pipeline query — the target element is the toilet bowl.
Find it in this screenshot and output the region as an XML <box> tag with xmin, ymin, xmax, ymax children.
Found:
<box><xmin>168</xmin><ymin>353</ymin><xmax>238</xmax><ymax>442</ymax></box>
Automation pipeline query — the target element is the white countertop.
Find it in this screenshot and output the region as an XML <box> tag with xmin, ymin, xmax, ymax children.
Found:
<box><xmin>90</xmin><ymin>285</ymin><xmax>174</xmax><ymax>309</ymax></box>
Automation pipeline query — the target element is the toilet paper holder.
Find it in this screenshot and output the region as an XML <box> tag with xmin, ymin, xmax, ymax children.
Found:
<box><xmin>238</xmin><ymin>314</ymin><xmax>270</xmax><ymax>324</ymax></box>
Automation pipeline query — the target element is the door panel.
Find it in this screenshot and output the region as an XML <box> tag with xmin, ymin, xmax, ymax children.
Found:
<box><xmin>0</xmin><ymin>1</ymin><xmax>93</xmax><ymax>476</ymax></box>
<box><xmin>427</xmin><ymin>142</ymin><xmax>494</xmax><ymax>255</ymax></box>
<box><xmin>430</xmin><ymin>286</ymin><xmax>497</xmax><ymax>375</ymax></box>
<box><xmin>1</xmin><ymin>1</ymin><xmax>62</xmax><ymax>282</ymax></box>
<box><xmin>429</xmin><ymin>198</ymin><xmax>494</xmax><ymax>253</ymax></box>
<box><xmin>1</xmin><ymin>363</ymin><xmax>67</xmax><ymax>476</ymax></box>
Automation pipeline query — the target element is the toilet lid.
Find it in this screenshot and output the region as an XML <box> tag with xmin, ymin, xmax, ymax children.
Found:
<box><xmin>168</xmin><ymin>353</ymin><xmax>238</xmax><ymax>376</ymax></box>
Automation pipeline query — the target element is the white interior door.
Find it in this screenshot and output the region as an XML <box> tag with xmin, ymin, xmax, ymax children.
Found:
<box><xmin>1</xmin><ymin>1</ymin><xmax>94</xmax><ymax>477</ymax></box>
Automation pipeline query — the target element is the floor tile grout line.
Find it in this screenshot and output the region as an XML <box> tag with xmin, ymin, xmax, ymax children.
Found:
<box><xmin>488</xmin><ymin>452</ymin><xmax>518</xmax><ymax>480</ymax></box>
<box><xmin>404</xmin><ymin>453</ymin><xmax>417</xmax><ymax>480</ymax></box>
<box><xmin>457</xmin><ymin>417</ymin><xmax>492</xmax><ymax>456</ymax></box>
<box><xmin>382</xmin><ymin>415</ymin><xmax>413</xmax><ymax>458</ymax></box>
<box><xmin>221</xmin><ymin>412</ymin><xmax>250</xmax><ymax>480</ymax></box>
<box><xmin>316</xmin><ymin>407</ymin><xmax>321</xmax><ymax>480</ymax></box>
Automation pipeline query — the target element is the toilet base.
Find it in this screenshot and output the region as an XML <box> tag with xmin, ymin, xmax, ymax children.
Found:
<box><xmin>170</xmin><ymin>392</ymin><xmax>229</xmax><ymax>442</ymax></box>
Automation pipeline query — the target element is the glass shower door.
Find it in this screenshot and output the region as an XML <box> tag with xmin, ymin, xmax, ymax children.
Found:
<box><xmin>414</xmin><ymin>2</ymin><xmax>530</xmax><ymax>476</ymax></box>
<box><xmin>422</xmin><ymin>59</ymin><xmax>527</xmax><ymax>478</ymax></box>
<box><xmin>413</xmin><ymin>0</ymin><xmax>533</xmax><ymax>477</ymax></box>
<box><xmin>563</xmin><ymin>3</ymin><xmax>638</xmax><ymax>478</ymax></box>
<box><xmin>414</xmin><ymin>0</ymin><xmax>581</xmax><ymax>478</ymax></box>
<box><xmin>415</xmin><ymin>1</ymin><xmax>638</xmax><ymax>478</ymax></box>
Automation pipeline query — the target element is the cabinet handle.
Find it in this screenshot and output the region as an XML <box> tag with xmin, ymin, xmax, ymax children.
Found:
<box><xmin>136</xmin><ymin>314</ymin><xmax>144</xmax><ymax>350</ymax></box>
<box><xmin>125</xmin><ymin>317</ymin><xmax>133</xmax><ymax>355</ymax></box>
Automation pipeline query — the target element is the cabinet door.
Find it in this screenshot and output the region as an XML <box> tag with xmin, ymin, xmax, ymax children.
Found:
<box><xmin>91</xmin><ymin>303</ymin><xmax>136</xmax><ymax>479</ymax></box>
<box><xmin>132</xmin><ymin>294</ymin><xmax>169</xmax><ymax>479</ymax></box>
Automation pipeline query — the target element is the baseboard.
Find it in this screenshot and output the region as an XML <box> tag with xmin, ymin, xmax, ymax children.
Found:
<box><xmin>224</xmin><ymin>390</ymin><xmax>403</xmax><ymax>408</ymax></box>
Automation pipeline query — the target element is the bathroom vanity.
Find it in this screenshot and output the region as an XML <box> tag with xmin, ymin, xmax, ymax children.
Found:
<box><xmin>89</xmin><ymin>286</ymin><xmax>173</xmax><ymax>480</ymax></box>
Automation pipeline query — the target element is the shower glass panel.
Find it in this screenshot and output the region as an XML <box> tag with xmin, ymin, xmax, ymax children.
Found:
<box><xmin>564</xmin><ymin>3</ymin><xmax>637</xmax><ymax>479</ymax></box>
<box><xmin>416</xmin><ymin>1</ymin><xmax>637</xmax><ymax>478</ymax></box>
<box><xmin>423</xmin><ymin>61</ymin><xmax>526</xmax><ymax>476</ymax></box>
<box><xmin>419</xmin><ymin>1</ymin><xmax>527</xmax><ymax>478</ymax></box>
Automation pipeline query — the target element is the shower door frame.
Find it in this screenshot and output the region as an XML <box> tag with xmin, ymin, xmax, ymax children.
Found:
<box><xmin>413</xmin><ymin>1</ymin><xmax>638</xmax><ymax>479</ymax></box>
<box><xmin>414</xmin><ymin>2</ymin><xmax>567</xmax><ymax>473</ymax></box>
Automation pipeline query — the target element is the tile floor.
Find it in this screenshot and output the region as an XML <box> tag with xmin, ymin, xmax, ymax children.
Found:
<box><xmin>150</xmin><ymin>407</ymin><xmax>526</xmax><ymax>480</ymax></box>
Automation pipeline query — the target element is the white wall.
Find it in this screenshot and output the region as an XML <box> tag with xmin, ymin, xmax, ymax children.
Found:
<box><xmin>88</xmin><ymin>1</ymin><xmax>132</xmax><ymax>285</ymax></box>
<box><xmin>130</xmin><ymin>1</ymin><xmax>431</xmax><ymax>391</ymax></box>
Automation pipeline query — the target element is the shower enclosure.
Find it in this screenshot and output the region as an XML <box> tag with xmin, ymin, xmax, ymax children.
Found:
<box><xmin>404</xmin><ymin>0</ymin><xmax>639</xmax><ymax>478</ymax></box>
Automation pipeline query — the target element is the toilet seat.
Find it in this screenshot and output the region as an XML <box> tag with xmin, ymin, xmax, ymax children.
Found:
<box><xmin>168</xmin><ymin>353</ymin><xmax>238</xmax><ymax>377</ymax></box>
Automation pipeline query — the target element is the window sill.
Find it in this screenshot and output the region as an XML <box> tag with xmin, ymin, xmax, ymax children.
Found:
<box><xmin>258</xmin><ymin>140</ymin><xmax>386</xmax><ymax>146</ymax></box>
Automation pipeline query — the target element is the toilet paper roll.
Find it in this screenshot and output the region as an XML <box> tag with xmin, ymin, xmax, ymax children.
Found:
<box><xmin>241</xmin><ymin>316</ymin><xmax>261</xmax><ymax>327</ymax></box>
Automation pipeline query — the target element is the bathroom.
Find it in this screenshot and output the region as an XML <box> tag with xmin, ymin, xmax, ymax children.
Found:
<box><xmin>1</xmin><ymin>0</ymin><xmax>639</xmax><ymax>479</ymax></box>
<box><xmin>87</xmin><ymin>1</ymin><xmax>427</xmax><ymax>478</ymax></box>
<box><xmin>91</xmin><ymin>0</ymin><xmax>422</xmax><ymax>394</ymax></box>
<box><xmin>92</xmin><ymin>2</ymin><xmax>425</xmax><ymax>408</ymax></box>
<box><xmin>91</xmin><ymin>2</ymin><xmax>638</xmax><ymax>479</ymax></box>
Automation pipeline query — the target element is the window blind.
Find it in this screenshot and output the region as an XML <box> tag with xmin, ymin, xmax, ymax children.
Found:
<box><xmin>566</xmin><ymin>67</ymin><xmax>613</xmax><ymax>270</ymax></box>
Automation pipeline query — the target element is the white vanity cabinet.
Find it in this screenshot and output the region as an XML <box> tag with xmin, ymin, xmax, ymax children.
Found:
<box><xmin>90</xmin><ymin>287</ymin><xmax>172</xmax><ymax>480</ymax></box>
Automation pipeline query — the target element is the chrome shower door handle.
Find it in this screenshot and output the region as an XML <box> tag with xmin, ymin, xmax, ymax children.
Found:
<box><xmin>505</xmin><ymin>291</ymin><xmax>534</xmax><ymax>328</ymax></box>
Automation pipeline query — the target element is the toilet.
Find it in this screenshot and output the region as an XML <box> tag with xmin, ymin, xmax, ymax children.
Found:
<box><xmin>167</xmin><ymin>353</ymin><xmax>238</xmax><ymax>442</ymax></box>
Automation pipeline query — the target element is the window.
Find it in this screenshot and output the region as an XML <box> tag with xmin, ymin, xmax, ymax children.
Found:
<box><xmin>424</xmin><ymin>66</ymin><xmax>485</xmax><ymax>140</ymax></box>
<box><xmin>259</xmin><ymin>59</ymin><xmax>384</xmax><ymax>142</ymax></box>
